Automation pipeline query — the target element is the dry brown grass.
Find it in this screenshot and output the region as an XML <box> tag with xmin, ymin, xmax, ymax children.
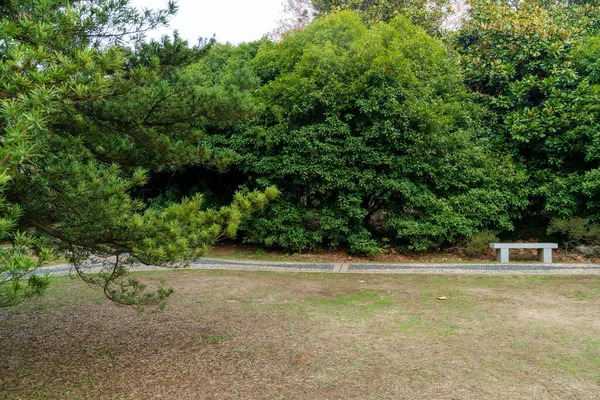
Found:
<box><xmin>1</xmin><ymin>271</ymin><xmax>599</xmax><ymax>399</ymax></box>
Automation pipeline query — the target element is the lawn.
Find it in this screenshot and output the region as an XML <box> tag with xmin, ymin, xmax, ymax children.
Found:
<box><xmin>1</xmin><ymin>271</ymin><xmax>599</xmax><ymax>399</ymax></box>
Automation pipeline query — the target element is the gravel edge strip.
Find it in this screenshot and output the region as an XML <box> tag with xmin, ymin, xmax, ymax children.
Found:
<box><xmin>34</xmin><ymin>258</ymin><xmax>600</xmax><ymax>276</ymax></box>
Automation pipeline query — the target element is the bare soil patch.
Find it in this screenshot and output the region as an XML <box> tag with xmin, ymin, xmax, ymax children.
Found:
<box><xmin>1</xmin><ymin>272</ymin><xmax>599</xmax><ymax>399</ymax></box>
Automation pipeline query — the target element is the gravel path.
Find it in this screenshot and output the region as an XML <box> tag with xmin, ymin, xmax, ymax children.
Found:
<box><xmin>35</xmin><ymin>258</ymin><xmax>600</xmax><ymax>276</ymax></box>
<box><xmin>347</xmin><ymin>263</ymin><xmax>600</xmax><ymax>274</ymax></box>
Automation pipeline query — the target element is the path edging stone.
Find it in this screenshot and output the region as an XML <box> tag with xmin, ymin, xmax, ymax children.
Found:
<box><xmin>34</xmin><ymin>258</ymin><xmax>600</xmax><ymax>276</ymax></box>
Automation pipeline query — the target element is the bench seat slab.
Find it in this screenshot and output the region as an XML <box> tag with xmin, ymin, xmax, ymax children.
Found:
<box><xmin>489</xmin><ymin>243</ymin><xmax>558</xmax><ymax>249</ymax></box>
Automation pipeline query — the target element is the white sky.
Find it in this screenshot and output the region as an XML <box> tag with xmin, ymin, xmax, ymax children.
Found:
<box><xmin>130</xmin><ymin>0</ymin><xmax>285</xmax><ymax>44</ymax></box>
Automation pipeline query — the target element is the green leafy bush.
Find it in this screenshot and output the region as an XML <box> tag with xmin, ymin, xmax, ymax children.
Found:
<box><xmin>456</xmin><ymin>0</ymin><xmax>600</xmax><ymax>222</ymax></box>
<box><xmin>462</xmin><ymin>231</ymin><xmax>499</xmax><ymax>257</ymax></box>
<box><xmin>212</xmin><ymin>12</ymin><xmax>527</xmax><ymax>253</ymax></box>
<box><xmin>547</xmin><ymin>217</ymin><xmax>600</xmax><ymax>247</ymax></box>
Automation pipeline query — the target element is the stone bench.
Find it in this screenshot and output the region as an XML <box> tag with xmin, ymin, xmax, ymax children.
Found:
<box><xmin>489</xmin><ymin>243</ymin><xmax>558</xmax><ymax>263</ymax></box>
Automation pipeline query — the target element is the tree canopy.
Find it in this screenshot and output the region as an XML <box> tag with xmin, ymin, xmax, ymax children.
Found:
<box><xmin>276</xmin><ymin>0</ymin><xmax>455</xmax><ymax>36</ymax></box>
<box><xmin>456</xmin><ymin>0</ymin><xmax>600</xmax><ymax>227</ymax></box>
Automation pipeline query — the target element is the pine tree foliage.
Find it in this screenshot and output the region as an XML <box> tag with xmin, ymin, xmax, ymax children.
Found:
<box><xmin>0</xmin><ymin>0</ymin><xmax>276</xmax><ymax>307</ymax></box>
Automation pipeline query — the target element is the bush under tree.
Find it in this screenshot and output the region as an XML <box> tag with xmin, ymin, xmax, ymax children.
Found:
<box><xmin>207</xmin><ymin>12</ymin><xmax>528</xmax><ymax>254</ymax></box>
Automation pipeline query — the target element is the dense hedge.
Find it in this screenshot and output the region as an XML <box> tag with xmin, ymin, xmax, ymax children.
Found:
<box><xmin>202</xmin><ymin>12</ymin><xmax>528</xmax><ymax>253</ymax></box>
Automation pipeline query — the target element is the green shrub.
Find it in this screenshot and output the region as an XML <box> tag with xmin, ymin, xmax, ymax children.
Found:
<box><xmin>547</xmin><ymin>217</ymin><xmax>600</xmax><ymax>247</ymax></box>
<box><xmin>462</xmin><ymin>231</ymin><xmax>500</xmax><ymax>257</ymax></box>
<box><xmin>219</xmin><ymin>11</ymin><xmax>527</xmax><ymax>254</ymax></box>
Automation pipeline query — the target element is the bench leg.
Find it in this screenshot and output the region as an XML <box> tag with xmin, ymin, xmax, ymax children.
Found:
<box><xmin>496</xmin><ymin>248</ymin><xmax>509</xmax><ymax>263</ymax></box>
<box><xmin>538</xmin><ymin>248</ymin><xmax>553</xmax><ymax>263</ymax></box>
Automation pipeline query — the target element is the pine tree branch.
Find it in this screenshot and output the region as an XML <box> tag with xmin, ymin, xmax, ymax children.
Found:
<box><xmin>22</xmin><ymin>217</ymin><xmax>122</xmax><ymax>256</ymax></box>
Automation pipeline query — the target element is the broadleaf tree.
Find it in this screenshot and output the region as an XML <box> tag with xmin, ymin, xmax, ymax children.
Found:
<box><xmin>455</xmin><ymin>0</ymin><xmax>600</xmax><ymax>229</ymax></box>
<box><xmin>310</xmin><ymin>0</ymin><xmax>455</xmax><ymax>35</ymax></box>
<box><xmin>272</xmin><ymin>0</ymin><xmax>461</xmax><ymax>38</ymax></box>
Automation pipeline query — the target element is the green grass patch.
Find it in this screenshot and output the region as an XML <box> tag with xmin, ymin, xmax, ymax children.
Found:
<box><xmin>202</xmin><ymin>334</ymin><xmax>232</xmax><ymax>344</ymax></box>
<box><xmin>307</xmin><ymin>290</ymin><xmax>394</xmax><ymax>310</ymax></box>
